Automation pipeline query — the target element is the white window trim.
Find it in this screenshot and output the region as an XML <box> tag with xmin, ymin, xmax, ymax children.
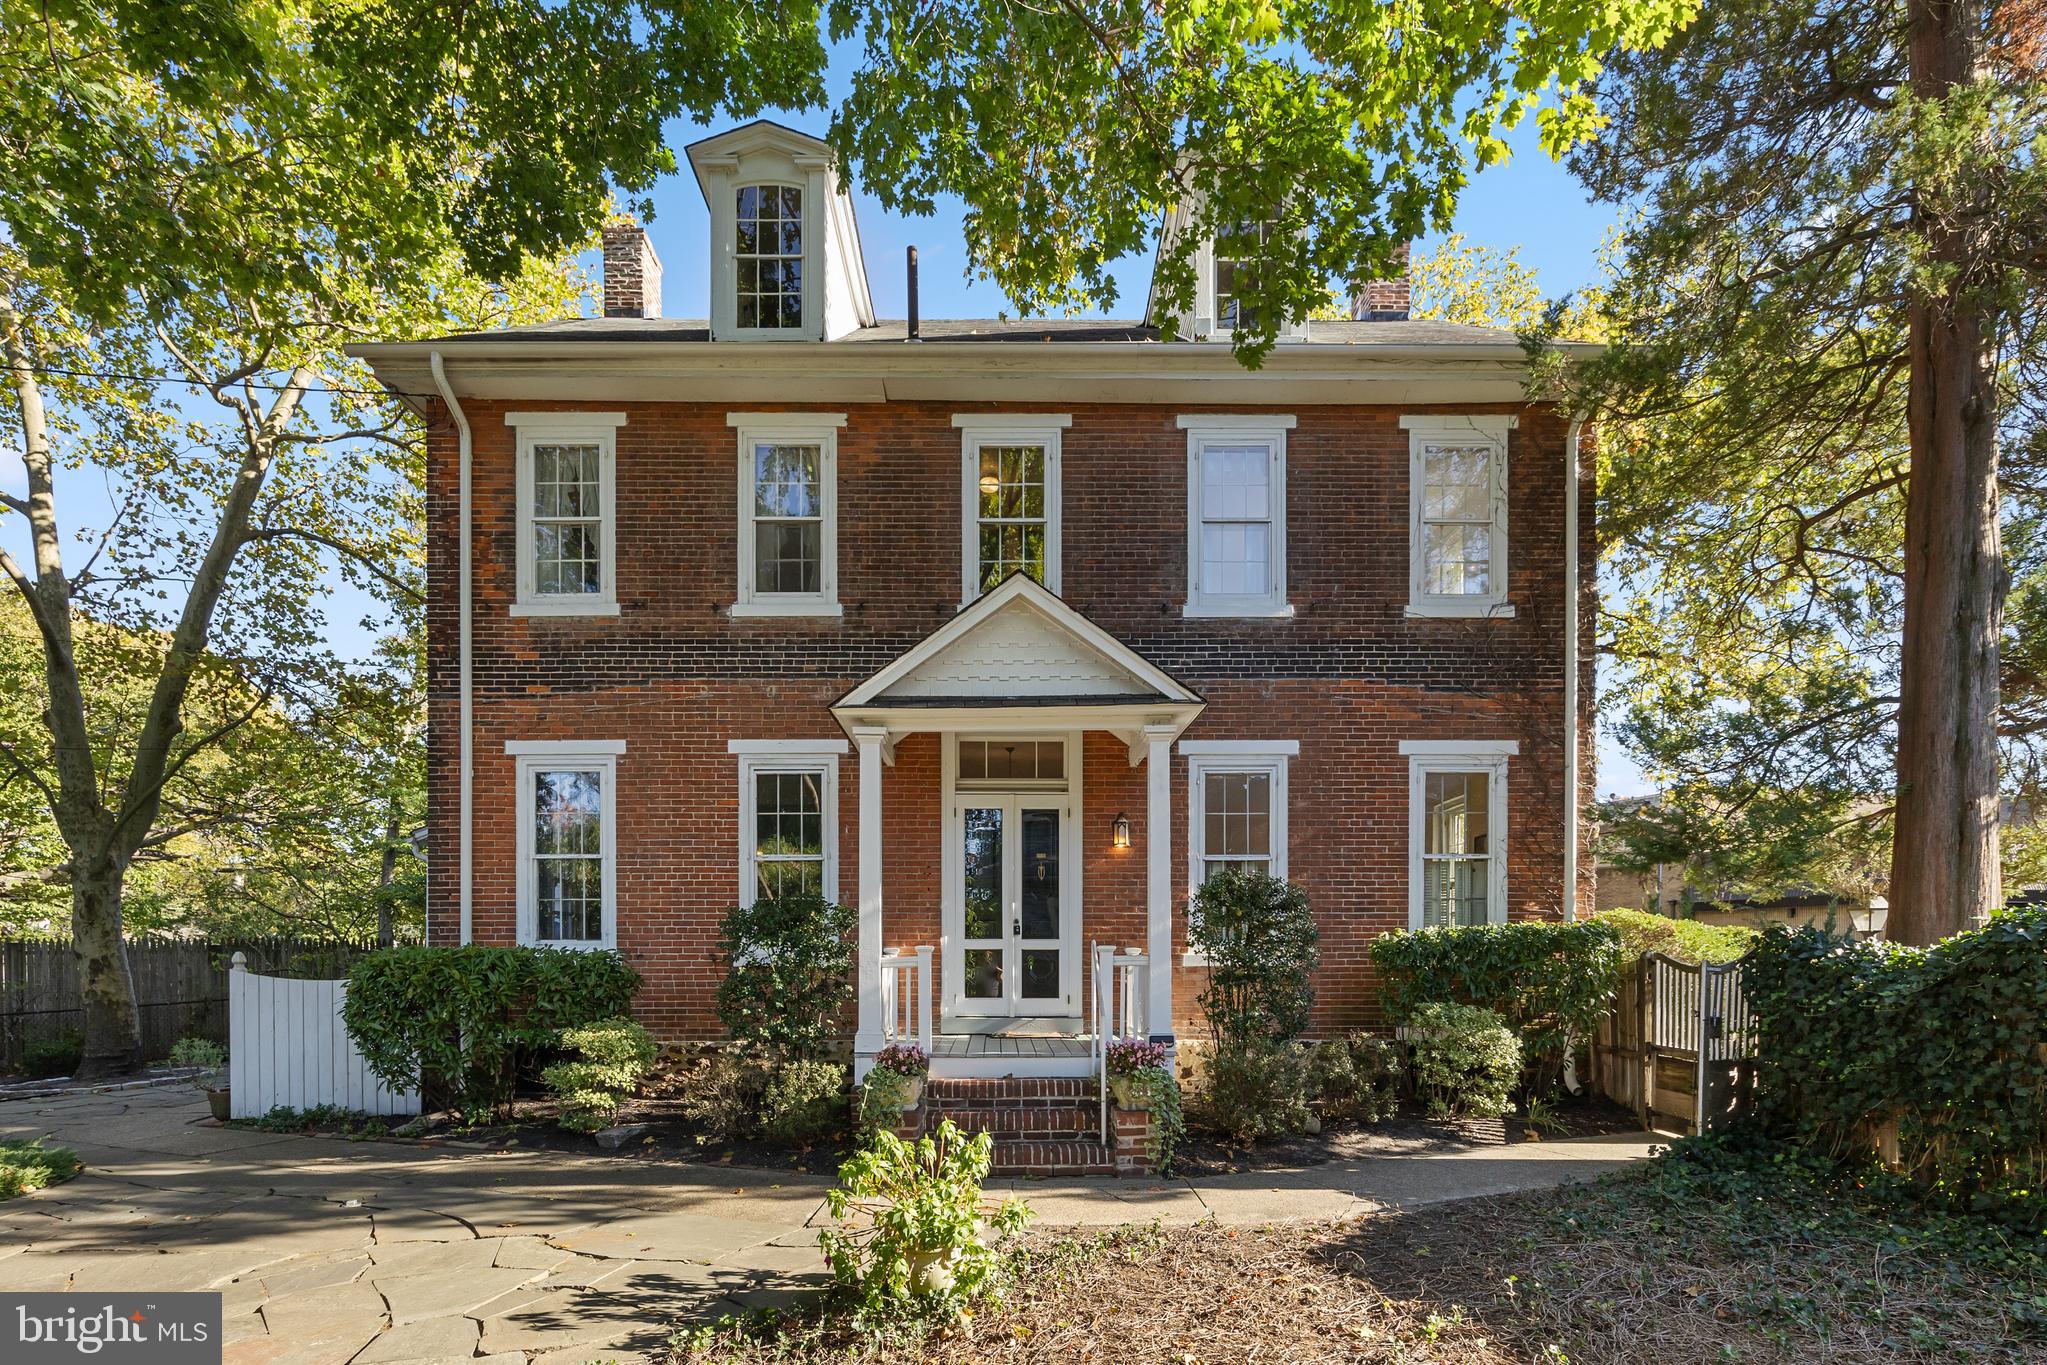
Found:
<box><xmin>1179</xmin><ymin>415</ymin><xmax>1296</xmax><ymax>619</ymax></box>
<box><xmin>735</xmin><ymin>746</ymin><xmax>843</xmax><ymax>907</ymax></box>
<box><xmin>507</xmin><ymin>413</ymin><xmax>625</xmax><ymax>617</ymax></box>
<box><xmin>1180</xmin><ymin>742</ymin><xmax>1293</xmax><ymax>965</ymax></box>
<box><xmin>1405</xmin><ymin>743</ymin><xmax>1512</xmax><ymax>930</ymax></box>
<box><xmin>953</xmin><ymin>414</ymin><xmax>1071</xmax><ymax>605</ymax></box>
<box><xmin>1193</xmin><ymin>225</ymin><xmax>1309</xmax><ymax>344</ymax></box>
<box><xmin>512</xmin><ymin>742</ymin><xmax>622</xmax><ymax>951</ymax></box>
<box><xmin>1402</xmin><ymin>414</ymin><xmax>1517</xmax><ymax>619</ymax></box>
<box><xmin>728</xmin><ymin>412</ymin><xmax>846</xmax><ymax>617</ymax></box>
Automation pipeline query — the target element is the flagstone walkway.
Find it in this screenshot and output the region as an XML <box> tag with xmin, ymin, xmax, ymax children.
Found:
<box><xmin>0</xmin><ymin>1085</ymin><xmax>1661</xmax><ymax>1365</ymax></box>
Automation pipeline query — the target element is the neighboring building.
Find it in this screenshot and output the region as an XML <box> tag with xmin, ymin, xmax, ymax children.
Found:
<box><xmin>352</xmin><ymin>121</ymin><xmax>1598</xmax><ymax>1088</ymax></box>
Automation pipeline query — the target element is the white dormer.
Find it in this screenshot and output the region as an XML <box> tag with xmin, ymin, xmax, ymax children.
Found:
<box><xmin>1145</xmin><ymin>197</ymin><xmax>1309</xmax><ymax>344</ymax></box>
<box><xmin>686</xmin><ymin>121</ymin><xmax>875</xmax><ymax>342</ymax></box>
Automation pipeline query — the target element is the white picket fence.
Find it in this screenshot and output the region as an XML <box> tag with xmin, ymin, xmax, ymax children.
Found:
<box><xmin>227</xmin><ymin>952</ymin><xmax>419</xmax><ymax>1118</ymax></box>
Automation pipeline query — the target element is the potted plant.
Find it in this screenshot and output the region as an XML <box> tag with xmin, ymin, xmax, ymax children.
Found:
<box><xmin>1104</xmin><ymin>1038</ymin><xmax>1169</xmax><ymax>1109</ymax></box>
<box><xmin>170</xmin><ymin>1037</ymin><xmax>230</xmax><ymax>1120</ymax></box>
<box><xmin>867</xmin><ymin>1043</ymin><xmax>929</xmax><ymax>1110</ymax></box>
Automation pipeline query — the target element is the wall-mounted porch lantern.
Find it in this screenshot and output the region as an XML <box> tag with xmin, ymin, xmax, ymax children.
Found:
<box><xmin>1111</xmin><ymin>812</ymin><xmax>1131</xmax><ymax>849</ymax></box>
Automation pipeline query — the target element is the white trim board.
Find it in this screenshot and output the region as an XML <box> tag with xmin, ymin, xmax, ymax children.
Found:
<box><xmin>735</xmin><ymin>749</ymin><xmax>843</xmax><ymax>907</ymax></box>
<box><xmin>1405</xmin><ymin>745</ymin><xmax>1511</xmax><ymax>930</ymax></box>
<box><xmin>1398</xmin><ymin>739</ymin><xmax>1519</xmax><ymax>756</ymax></box>
<box><xmin>727</xmin><ymin>738</ymin><xmax>851</xmax><ymax>755</ymax></box>
<box><xmin>506</xmin><ymin>739</ymin><xmax>629</xmax><ymax>756</ymax></box>
<box><xmin>512</xmin><ymin>746</ymin><xmax>621</xmax><ymax>951</ymax></box>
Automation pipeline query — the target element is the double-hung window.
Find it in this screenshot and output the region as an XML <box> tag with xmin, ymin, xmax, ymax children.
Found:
<box><xmin>1401</xmin><ymin>740</ymin><xmax>1514</xmax><ymax>928</ymax></box>
<box><xmin>1180</xmin><ymin>415</ymin><xmax>1294</xmax><ymax>618</ymax></box>
<box><xmin>730</xmin><ymin>413</ymin><xmax>843</xmax><ymax>616</ymax></box>
<box><xmin>736</xmin><ymin>184</ymin><xmax>804</xmax><ymax>330</ymax></box>
<box><xmin>1211</xmin><ymin>219</ymin><xmax>1274</xmax><ymax>334</ymax></box>
<box><xmin>730</xmin><ymin>740</ymin><xmax>844</xmax><ymax>905</ymax></box>
<box><xmin>1181</xmin><ymin>741</ymin><xmax>1296</xmax><ymax>963</ymax></box>
<box><xmin>953</xmin><ymin>415</ymin><xmax>1068</xmax><ymax>603</ymax></box>
<box><xmin>509</xmin><ymin>413</ymin><xmax>624</xmax><ymax>616</ymax></box>
<box><xmin>509</xmin><ymin>740</ymin><xmax>623</xmax><ymax>949</ymax></box>
<box><xmin>1403</xmin><ymin>415</ymin><xmax>1515</xmax><ymax>617</ymax></box>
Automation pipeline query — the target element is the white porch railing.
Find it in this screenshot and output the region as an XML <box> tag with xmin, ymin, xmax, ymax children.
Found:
<box><xmin>878</xmin><ymin>944</ymin><xmax>934</xmax><ymax>1056</ymax></box>
<box><xmin>1090</xmin><ymin>941</ymin><xmax>1149</xmax><ymax>1137</ymax></box>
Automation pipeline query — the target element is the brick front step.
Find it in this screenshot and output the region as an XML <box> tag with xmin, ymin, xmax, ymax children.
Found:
<box><xmin>926</xmin><ymin>1104</ymin><xmax>1099</xmax><ymax>1140</ymax></box>
<box><xmin>988</xmin><ymin>1137</ymin><xmax>1117</xmax><ymax>1177</ymax></box>
<box><xmin>926</xmin><ymin>1077</ymin><xmax>1094</xmax><ymax>1103</ymax></box>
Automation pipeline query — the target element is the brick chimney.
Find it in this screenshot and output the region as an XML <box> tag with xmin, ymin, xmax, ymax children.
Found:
<box><xmin>601</xmin><ymin>219</ymin><xmax>663</xmax><ymax>319</ymax></box>
<box><xmin>1349</xmin><ymin>242</ymin><xmax>1411</xmax><ymax>322</ymax></box>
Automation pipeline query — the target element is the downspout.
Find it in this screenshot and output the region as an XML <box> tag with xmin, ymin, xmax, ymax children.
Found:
<box><xmin>428</xmin><ymin>352</ymin><xmax>473</xmax><ymax>945</ymax></box>
<box><xmin>1562</xmin><ymin>415</ymin><xmax>1586</xmax><ymax>922</ymax></box>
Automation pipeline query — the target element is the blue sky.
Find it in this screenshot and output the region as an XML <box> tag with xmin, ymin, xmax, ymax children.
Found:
<box><xmin>1</xmin><ymin>99</ymin><xmax>1652</xmax><ymax>799</ymax></box>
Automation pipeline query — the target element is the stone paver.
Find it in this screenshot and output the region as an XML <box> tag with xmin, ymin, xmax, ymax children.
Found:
<box><xmin>0</xmin><ymin>1084</ymin><xmax>1661</xmax><ymax>1362</ymax></box>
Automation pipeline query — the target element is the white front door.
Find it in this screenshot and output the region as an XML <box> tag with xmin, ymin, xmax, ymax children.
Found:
<box><xmin>950</xmin><ymin>795</ymin><xmax>1079</xmax><ymax>1016</ymax></box>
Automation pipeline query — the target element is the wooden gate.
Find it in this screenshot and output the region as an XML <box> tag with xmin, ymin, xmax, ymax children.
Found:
<box><xmin>1593</xmin><ymin>951</ymin><xmax>1756</xmax><ymax>1133</ymax></box>
<box><xmin>227</xmin><ymin>953</ymin><xmax>418</xmax><ymax>1118</ymax></box>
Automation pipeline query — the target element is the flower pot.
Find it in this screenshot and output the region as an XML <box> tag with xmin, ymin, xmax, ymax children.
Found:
<box><xmin>869</xmin><ymin>1070</ymin><xmax>924</xmax><ymax>1111</ymax></box>
<box><xmin>206</xmin><ymin>1088</ymin><xmax>231</xmax><ymax>1121</ymax></box>
<box><xmin>1108</xmin><ymin>1073</ymin><xmax>1151</xmax><ymax>1111</ymax></box>
<box><xmin>909</xmin><ymin>1245</ymin><xmax>963</xmax><ymax>1295</ymax></box>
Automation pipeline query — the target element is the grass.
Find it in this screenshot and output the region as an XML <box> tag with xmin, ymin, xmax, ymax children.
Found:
<box><xmin>0</xmin><ymin>1140</ymin><xmax>82</xmax><ymax>1199</ymax></box>
<box><xmin>670</xmin><ymin>1140</ymin><xmax>2047</xmax><ymax>1363</ymax></box>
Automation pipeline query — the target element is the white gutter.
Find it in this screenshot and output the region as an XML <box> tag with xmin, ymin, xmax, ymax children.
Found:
<box><xmin>1562</xmin><ymin>416</ymin><xmax>1586</xmax><ymax>921</ymax></box>
<box><xmin>428</xmin><ymin>352</ymin><xmax>474</xmax><ymax>945</ymax></box>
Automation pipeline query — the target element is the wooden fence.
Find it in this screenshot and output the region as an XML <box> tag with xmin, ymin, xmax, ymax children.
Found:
<box><xmin>228</xmin><ymin>954</ymin><xmax>418</xmax><ymax>1118</ymax></box>
<box><xmin>1592</xmin><ymin>951</ymin><xmax>1758</xmax><ymax>1133</ymax></box>
<box><xmin>0</xmin><ymin>937</ymin><xmax>389</xmax><ymax>1072</ymax></box>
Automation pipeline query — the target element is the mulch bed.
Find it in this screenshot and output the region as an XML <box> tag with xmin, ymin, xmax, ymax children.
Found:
<box><xmin>671</xmin><ymin>1158</ymin><xmax>2047</xmax><ymax>1363</ymax></box>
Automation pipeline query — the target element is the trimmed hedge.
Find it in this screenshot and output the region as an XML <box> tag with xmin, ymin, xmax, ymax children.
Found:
<box><xmin>344</xmin><ymin>946</ymin><xmax>640</xmax><ymax>1117</ymax></box>
<box><xmin>1369</xmin><ymin>920</ymin><xmax>1624</xmax><ymax>1085</ymax></box>
<box><xmin>715</xmin><ymin>893</ymin><xmax>855</xmax><ymax>1055</ymax></box>
<box><xmin>1744</xmin><ymin>908</ymin><xmax>2047</xmax><ymax>1229</ymax></box>
<box><xmin>1592</xmin><ymin>908</ymin><xmax>1755</xmax><ymax>964</ymax></box>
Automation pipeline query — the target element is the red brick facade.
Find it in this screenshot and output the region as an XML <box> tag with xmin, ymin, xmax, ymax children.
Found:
<box><xmin>423</xmin><ymin>397</ymin><xmax>1596</xmax><ymax>1041</ymax></box>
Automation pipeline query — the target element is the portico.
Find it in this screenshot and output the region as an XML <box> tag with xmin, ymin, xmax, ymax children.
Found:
<box><xmin>831</xmin><ymin>575</ymin><xmax>1203</xmax><ymax>1077</ymax></box>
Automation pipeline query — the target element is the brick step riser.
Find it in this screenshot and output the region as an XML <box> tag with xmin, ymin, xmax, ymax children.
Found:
<box><xmin>987</xmin><ymin>1137</ymin><xmax>1117</xmax><ymax>1177</ymax></box>
<box><xmin>924</xmin><ymin>1106</ymin><xmax>1100</xmax><ymax>1140</ymax></box>
<box><xmin>924</xmin><ymin>1078</ymin><xmax>1097</xmax><ymax>1104</ymax></box>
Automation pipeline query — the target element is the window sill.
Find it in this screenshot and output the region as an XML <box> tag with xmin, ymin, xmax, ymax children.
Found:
<box><xmin>1404</xmin><ymin>600</ymin><xmax>1516</xmax><ymax>620</ymax></box>
<box><xmin>516</xmin><ymin>937</ymin><xmax>617</xmax><ymax>952</ymax></box>
<box><xmin>729</xmin><ymin>601</ymin><xmax>845</xmax><ymax>619</ymax></box>
<box><xmin>1182</xmin><ymin>601</ymin><xmax>1295</xmax><ymax>620</ymax></box>
<box><xmin>510</xmin><ymin>600</ymin><xmax>620</xmax><ymax>618</ymax></box>
<box><xmin>1180</xmin><ymin>951</ymin><xmax>1212</xmax><ymax>968</ymax></box>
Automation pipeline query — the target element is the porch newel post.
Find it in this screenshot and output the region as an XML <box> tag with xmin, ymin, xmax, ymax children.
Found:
<box><xmin>853</xmin><ymin>727</ymin><xmax>887</xmax><ymax>1067</ymax></box>
<box><xmin>1144</xmin><ymin>723</ymin><xmax>1176</xmax><ymax>1043</ymax></box>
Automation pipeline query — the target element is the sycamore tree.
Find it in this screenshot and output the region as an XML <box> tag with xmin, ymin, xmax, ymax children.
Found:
<box><xmin>2</xmin><ymin>0</ymin><xmax>824</xmax><ymax>1076</ymax></box>
<box><xmin>1548</xmin><ymin>0</ymin><xmax>2047</xmax><ymax>941</ymax></box>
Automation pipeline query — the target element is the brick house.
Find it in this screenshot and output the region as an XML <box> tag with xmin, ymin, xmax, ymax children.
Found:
<box><xmin>353</xmin><ymin>120</ymin><xmax>1598</xmax><ymax>1096</ymax></box>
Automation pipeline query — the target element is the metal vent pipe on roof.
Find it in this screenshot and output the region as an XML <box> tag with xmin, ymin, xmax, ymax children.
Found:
<box><xmin>906</xmin><ymin>246</ymin><xmax>921</xmax><ymax>342</ymax></box>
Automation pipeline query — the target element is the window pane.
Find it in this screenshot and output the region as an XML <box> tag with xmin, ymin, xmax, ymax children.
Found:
<box><xmin>1423</xmin><ymin>857</ymin><xmax>1490</xmax><ymax>927</ymax></box>
<box><xmin>1200</xmin><ymin>446</ymin><xmax>1271</xmax><ymax>519</ymax></box>
<box><xmin>1423</xmin><ymin>444</ymin><xmax>1492</xmax><ymax>520</ymax></box>
<box><xmin>1200</xmin><ymin>523</ymin><xmax>1271</xmax><ymax>598</ymax></box>
<box><xmin>964</xmin><ymin>949</ymin><xmax>1003</xmax><ymax>998</ymax></box>
<box><xmin>1020</xmin><ymin>949</ymin><xmax>1059</xmax><ymax>999</ymax></box>
<box><xmin>754</xmin><ymin>444</ymin><xmax>820</xmax><ymax>517</ymax></box>
<box><xmin>534</xmin><ymin>771</ymin><xmax>601</xmax><ymax>854</ymax></box>
<box><xmin>1424</xmin><ymin>772</ymin><xmax>1489</xmax><ymax>854</ymax></box>
<box><xmin>1203</xmin><ymin>771</ymin><xmax>1271</xmax><ymax>858</ymax></box>
<box><xmin>757</xmin><ymin>858</ymin><xmax>822</xmax><ymax>902</ymax></box>
<box><xmin>753</xmin><ymin>521</ymin><xmax>821</xmax><ymax>594</ymax></box>
<box><xmin>1422</xmin><ymin>523</ymin><xmax>1491</xmax><ymax>597</ymax></box>
<box><xmin>1019</xmin><ymin>809</ymin><xmax>1060</xmax><ymax>939</ymax></box>
<box><xmin>978</xmin><ymin>523</ymin><xmax>1044</xmax><ymax>589</ymax></box>
<box><xmin>962</xmin><ymin>807</ymin><xmax>1002</xmax><ymax>939</ymax></box>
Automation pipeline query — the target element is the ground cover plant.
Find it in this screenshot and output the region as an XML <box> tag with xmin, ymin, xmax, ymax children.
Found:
<box><xmin>0</xmin><ymin>1140</ymin><xmax>81</xmax><ymax>1199</ymax></box>
<box><xmin>669</xmin><ymin>1138</ymin><xmax>2047</xmax><ymax>1363</ymax></box>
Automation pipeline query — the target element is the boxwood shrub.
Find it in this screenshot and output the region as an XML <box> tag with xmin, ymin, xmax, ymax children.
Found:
<box><xmin>1369</xmin><ymin>920</ymin><xmax>1623</xmax><ymax>1087</ymax></box>
<box><xmin>1744</xmin><ymin>907</ymin><xmax>2047</xmax><ymax>1229</ymax></box>
<box><xmin>343</xmin><ymin>945</ymin><xmax>640</xmax><ymax>1117</ymax></box>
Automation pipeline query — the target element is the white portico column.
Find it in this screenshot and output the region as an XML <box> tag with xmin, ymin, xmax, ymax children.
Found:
<box><xmin>852</xmin><ymin>726</ymin><xmax>887</xmax><ymax>1064</ymax></box>
<box><xmin>1144</xmin><ymin>723</ymin><xmax>1176</xmax><ymax>1042</ymax></box>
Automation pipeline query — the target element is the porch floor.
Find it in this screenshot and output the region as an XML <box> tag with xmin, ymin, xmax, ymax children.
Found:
<box><xmin>933</xmin><ymin>1033</ymin><xmax>1091</xmax><ymax>1060</ymax></box>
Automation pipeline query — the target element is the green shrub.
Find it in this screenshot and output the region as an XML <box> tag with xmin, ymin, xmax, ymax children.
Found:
<box><xmin>715</xmin><ymin>893</ymin><xmax>856</xmax><ymax>1055</ymax></box>
<box><xmin>759</xmin><ymin>1058</ymin><xmax>849</xmax><ymax>1145</ymax></box>
<box><xmin>167</xmin><ymin>1036</ymin><xmax>226</xmax><ymax>1070</ymax></box>
<box><xmin>343</xmin><ymin>945</ymin><xmax>640</xmax><ymax>1118</ymax></box>
<box><xmin>1593</xmin><ymin>908</ymin><xmax>1756</xmax><ymax>964</ymax></box>
<box><xmin>1188</xmin><ymin>867</ymin><xmax>1318</xmax><ymax>1048</ymax></box>
<box><xmin>819</xmin><ymin>1119</ymin><xmax>1032</xmax><ymax>1325</ymax></box>
<box><xmin>1309</xmin><ymin>1034</ymin><xmax>1402</xmax><ymax>1123</ymax></box>
<box><xmin>675</xmin><ymin>1049</ymin><xmax>772</xmax><ymax>1141</ymax></box>
<box><xmin>228</xmin><ymin>1105</ymin><xmax>392</xmax><ymax>1138</ymax></box>
<box><xmin>0</xmin><ymin>1141</ymin><xmax>81</xmax><ymax>1199</ymax></box>
<box><xmin>1369</xmin><ymin>921</ymin><xmax>1622</xmax><ymax>1086</ymax></box>
<box><xmin>1201</xmin><ymin>1038</ymin><xmax>1312</xmax><ymax>1144</ymax></box>
<box><xmin>1407</xmin><ymin>1002</ymin><xmax>1521</xmax><ymax>1119</ymax></box>
<box><xmin>1744</xmin><ymin>908</ymin><xmax>2047</xmax><ymax>1230</ymax></box>
<box><xmin>19</xmin><ymin>1033</ymin><xmax>81</xmax><ymax>1078</ymax></box>
<box><xmin>541</xmin><ymin>1016</ymin><xmax>657</xmax><ymax>1133</ymax></box>
<box><xmin>855</xmin><ymin>1072</ymin><xmax>913</xmax><ymax>1143</ymax></box>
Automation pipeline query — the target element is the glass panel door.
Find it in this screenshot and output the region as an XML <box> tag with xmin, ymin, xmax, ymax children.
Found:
<box><xmin>1016</xmin><ymin>807</ymin><xmax>1062</xmax><ymax>1006</ymax></box>
<box><xmin>952</xmin><ymin>797</ymin><xmax>1071</xmax><ymax>1015</ymax></box>
<box><xmin>959</xmin><ymin>805</ymin><xmax>1006</xmax><ymax>1008</ymax></box>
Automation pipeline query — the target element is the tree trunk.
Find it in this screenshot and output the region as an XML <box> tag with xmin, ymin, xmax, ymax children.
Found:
<box><xmin>1889</xmin><ymin>0</ymin><xmax>2004</xmax><ymax>946</ymax></box>
<box><xmin>70</xmin><ymin>862</ymin><xmax>142</xmax><ymax>1078</ymax></box>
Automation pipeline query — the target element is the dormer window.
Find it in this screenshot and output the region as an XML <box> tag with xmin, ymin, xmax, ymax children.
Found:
<box><xmin>737</xmin><ymin>185</ymin><xmax>804</xmax><ymax>330</ymax></box>
<box><xmin>1213</xmin><ymin>221</ymin><xmax>1272</xmax><ymax>334</ymax></box>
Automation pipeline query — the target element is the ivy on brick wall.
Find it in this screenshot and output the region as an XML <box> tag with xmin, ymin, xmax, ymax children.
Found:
<box><xmin>1743</xmin><ymin>908</ymin><xmax>2047</xmax><ymax>1229</ymax></box>
<box><xmin>344</xmin><ymin>946</ymin><xmax>640</xmax><ymax>1118</ymax></box>
<box><xmin>1369</xmin><ymin>921</ymin><xmax>1624</xmax><ymax>1086</ymax></box>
